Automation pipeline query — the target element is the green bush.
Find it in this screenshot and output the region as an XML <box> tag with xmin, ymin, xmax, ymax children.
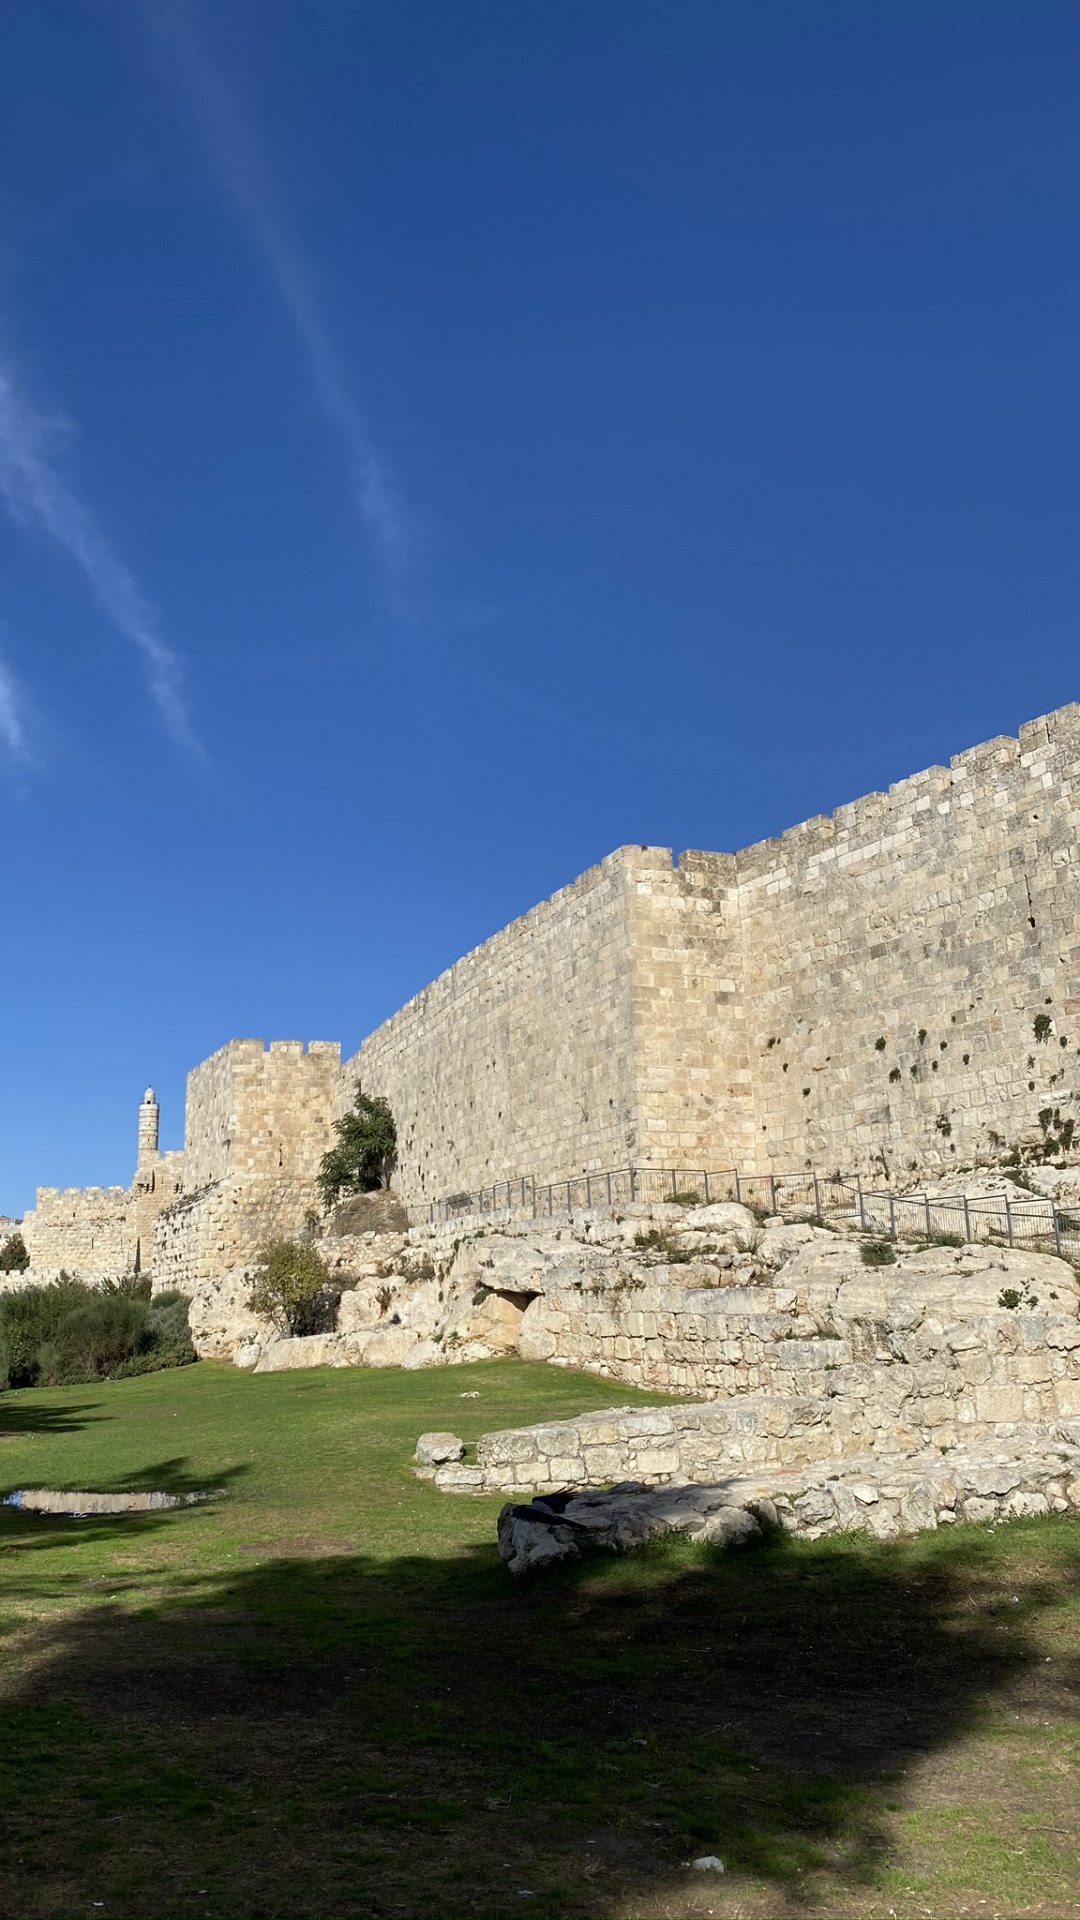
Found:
<box><xmin>0</xmin><ymin>1277</ymin><xmax>89</xmax><ymax>1387</ymax></box>
<box><xmin>0</xmin><ymin>1277</ymin><xmax>195</xmax><ymax>1389</ymax></box>
<box><xmin>247</xmin><ymin>1239</ymin><xmax>339</xmax><ymax>1336</ymax></box>
<box><xmin>37</xmin><ymin>1296</ymin><xmax>150</xmax><ymax>1385</ymax></box>
<box><xmin>318</xmin><ymin>1091</ymin><xmax>397</xmax><ymax>1208</ymax></box>
<box><xmin>0</xmin><ymin>1231</ymin><xmax>30</xmax><ymax>1272</ymax></box>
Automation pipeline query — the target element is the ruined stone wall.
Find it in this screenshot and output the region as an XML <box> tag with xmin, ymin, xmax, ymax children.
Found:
<box><xmin>726</xmin><ymin>703</ymin><xmax>1080</xmax><ymax>1175</ymax></box>
<box><xmin>343</xmin><ymin>850</ymin><xmax>645</xmax><ymax>1204</ymax></box>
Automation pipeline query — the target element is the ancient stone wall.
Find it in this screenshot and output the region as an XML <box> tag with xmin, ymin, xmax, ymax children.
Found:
<box><xmin>15</xmin><ymin>706</ymin><xmax>1080</xmax><ymax>1263</ymax></box>
<box><xmin>19</xmin><ymin>1041</ymin><xmax>340</xmax><ymax>1289</ymax></box>
<box><xmin>725</xmin><ymin>703</ymin><xmax>1080</xmax><ymax>1176</ymax></box>
<box><xmin>624</xmin><ymin>849</ymin><xmax>757</xmax><ymax>1170</ymax></box>
<box><xmin>151</xmin><ymin>1174</ymin><xmax>325</xmax><ymax>1290</ymax></box>
<box><xmin>21</xmin><ymin>1186</ymin><xmax>138</xmax><ymax>1280</ymax></box>
<box><xmin>21</xmin><ymin>1146</ymin><xmax>187</xmax><ymax>1283</ymax></box>
<box><xmin>343</xmin><ymin>850</ymin><xmax>645</xmax><ymax>1204</ymax></box>
<box><xmin>182</xmin><ymin>1039</ymin><xmax>340</xmax><ymax>1190</ymax></box>
<box><xmin>346</xmin><ymin>704</ymin><xmax>1080</xmax><ymax>1201</ymax></box>
<box><xmin>149</xmin><ymin>1041</ymin><xmax>341</xmax><ymax>1289</ymax></box>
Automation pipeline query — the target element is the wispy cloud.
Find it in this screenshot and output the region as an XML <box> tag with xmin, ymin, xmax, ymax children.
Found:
<box><xmin>147</xmin><ymin>3</ymin><xmax>409</xmax><ymax>576</ymax></box>
<box><xmin>0</xmin><ymin>642</ymin><xmax>29</xmax><ymax>764</ymax></box>
<box><xmin>0</xmin><ymin>356</ymin><xmax>195</xmax><ymax>751</ymax></box>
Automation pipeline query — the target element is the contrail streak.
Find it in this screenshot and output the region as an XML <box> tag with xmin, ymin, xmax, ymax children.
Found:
<box><xmin>0</xmin><ymin>644</ymin><xmax>28</xmax><ymax>762</ymax></box>
<box><xmin>0</xmin><ymin>358</ymin><xmax>195</xmax><ymax>750</ymax></box>
<box><xmin>148</xmin><ymin>3</ymin><xmax>408</xmax><ymax>573</ymax></box>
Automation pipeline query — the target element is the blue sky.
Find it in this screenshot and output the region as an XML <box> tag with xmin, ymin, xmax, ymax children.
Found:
<box><xmin>1</xmin><ymin>2</ymin><xmax>1078</xmax><ymax>1213</ymax></box>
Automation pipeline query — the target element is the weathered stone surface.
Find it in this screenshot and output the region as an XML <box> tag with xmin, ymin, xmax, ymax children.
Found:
<box><xmin>496</xmin><ymin>1481</ymin><xmax>763</xmax><ymax>1575</ymax></box>
<box><xmin>413</xmin><ymin>1432</ymin><xmax>465</xmax><ymax>1466</ymax></box>
<box><xmin>325</xmin><ymin>1190</ymin><xmax>410</xmax><ymax>1236</ymax></box>
<box><xmin>186</xmin><ymin>1270</ymin><xmax>267</xmax><ymax>1361</ymax></box>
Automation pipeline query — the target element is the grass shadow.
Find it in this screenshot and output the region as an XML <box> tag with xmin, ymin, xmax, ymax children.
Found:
<box><xmin>0</xmin><ymin>1395</ymin><xmax>109</xmax><ymax>1442</ymax></box>
<box><xmin>1</xmin><ymin>1511</ymin><xmax>1079</xmax><ymax>1916</ymax></box>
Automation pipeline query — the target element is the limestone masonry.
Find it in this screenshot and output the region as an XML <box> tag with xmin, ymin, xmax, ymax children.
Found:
<box><xmin>10</xmin><ymin>701</ymin><xmax>1080</xmax><ymax>1286</ymax></box>
<box><xmin>351</xmin><ymin>700</ymin><xmax>1080</xmax><ymax>1200</ymax></box>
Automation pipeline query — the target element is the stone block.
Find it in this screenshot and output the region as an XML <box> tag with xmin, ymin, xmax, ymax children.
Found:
<box><xmin>414</xmin><ymin>1431</ymin><xmax>465</xmax><ymax>1466</ymax></box>
<box><xmin>973</xmin><ymin>1385</ymin><xmax>1025</xmax><ymax>1424</ymax></box>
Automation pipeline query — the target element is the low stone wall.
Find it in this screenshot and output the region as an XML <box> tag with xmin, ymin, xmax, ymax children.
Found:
<box><xmin>491</xmin><ymin>1443</ymin><xmax>1080</xmax><ymax>1558</ymax></box>
<box><xmin>435</xmin><ymin>1413</ymin><xmax>1080</xmax><ymax>1542</ymax></box>
<box><xmin>435</xmin><ymin>1377</ymin><xmax>1080</xmax><ymax>1495</ymax></box>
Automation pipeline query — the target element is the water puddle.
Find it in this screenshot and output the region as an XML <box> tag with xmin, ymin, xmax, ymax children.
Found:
<box><xmin>4</xmin><ymin>1488</ymin><xmax>210</xmax><ymax>1516</ymax></box>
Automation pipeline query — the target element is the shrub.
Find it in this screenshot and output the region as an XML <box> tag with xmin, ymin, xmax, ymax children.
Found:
<box><xmin>860</xmin><ymin>1239</ymin><xmax>897</xmax><ymax>1267</ymax></box>
<box><xmin>318</xmin><ymin>1091</ymin><xmax>397</xmax><ymax>1209</ymax></box>
<box><xmin>248</xmin><ymin>1239</ymin><xmax>339</xmax><ymax>1336</ymax></box>
<box><xmin>102</xmin><ymin>1272</ymin><xmax>152</xmax><ymax>1301</ymax></box>
<box><xmin>0</xmin><ymin>1231</ymin><xmax>29</xmax><ymax>1272</ymax></box>
<box><xmin>0</xmin><ymin>1277</ymin><xmax>195</xmax><ymax>1388</ymax></box>
<box><xmin>0</xmin><ymin>1277</ymin><xmax>88</xmax><ymax>1387</ymax></box>
<box><xmin>36</xmin><ymin>1296</ymin><xmax>150</xmax><ymax>1385</ymax></box>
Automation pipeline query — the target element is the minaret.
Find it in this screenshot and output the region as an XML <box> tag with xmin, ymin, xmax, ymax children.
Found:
<box><xmin>137</xmin><ymin>1087</ymin><xmax>160</xmax><ymax>1170</ymax></box>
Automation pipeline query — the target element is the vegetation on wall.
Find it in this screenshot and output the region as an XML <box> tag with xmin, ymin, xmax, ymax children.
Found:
<box><xmin>0</xmin><ymin>1275</ymin><xmax>195</xmax><ymax>1389</ymax></box>
<box><xmin>317</xmin><ymin>1089</ymin><xmax>397</xmax><ymax>1207</ymax></box>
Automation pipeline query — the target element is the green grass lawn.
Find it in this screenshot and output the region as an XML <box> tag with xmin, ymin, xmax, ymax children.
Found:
<box><xmin>1</xmin><ymin>1359</ymin><xmax>1079</xmax><ymax>1919</ymax></box>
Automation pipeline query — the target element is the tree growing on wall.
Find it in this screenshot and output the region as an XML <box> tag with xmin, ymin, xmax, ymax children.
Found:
<box><xmin>247</xmin><ymin>1238</ymin><xmax>338</xmax><ymax>1337</ymax></box>
<box><xmin>317</xmin><ymin>1090</ymin><xmax>397</xmax><ymax>1208</ymax></box>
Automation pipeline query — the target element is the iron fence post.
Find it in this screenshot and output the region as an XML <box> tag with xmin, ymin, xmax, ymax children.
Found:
<box><xmin>630</xmin><ymin>1166</ymin><xmax>637</xmax><ymax>1202</ymax></box>
<box><xmin>1006</xmin><ymin>1196</ymin><xmax>1014</xmax><ymax>1248</ymax></box>
<box><xmin>858</xmin><ymin>1186</ymin><xmax>867</xmax><ymax>1233</ymax></box>
<box><xmin>1053</xmin><ymin>1202</ymin><xmax>1062</xmax><ymax>1255</ymax></box>
<box><xmin>888</xmin><ymin>1193</ymin><xmax>896</xmax><ymax>1241</ymax></box>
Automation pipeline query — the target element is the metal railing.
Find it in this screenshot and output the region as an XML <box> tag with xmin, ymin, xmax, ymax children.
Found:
<box><xmin>422</xmin><ymin>1163</ymin><xmax>1080</xmax><ymax>1264</ymax></box>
